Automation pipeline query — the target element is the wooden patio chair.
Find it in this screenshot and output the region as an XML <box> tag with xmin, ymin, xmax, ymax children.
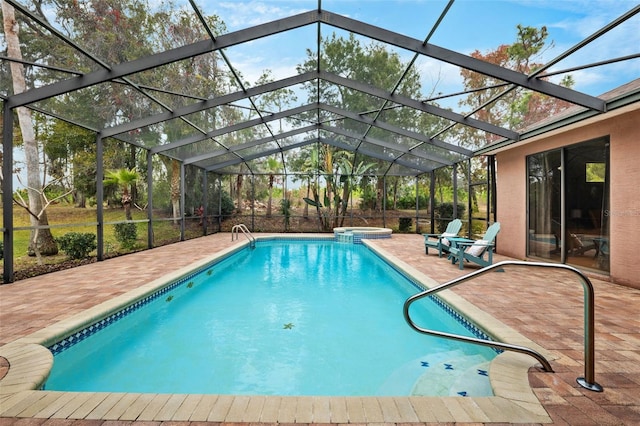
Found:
<box><xmin>423</xmin><ymin>219</ymin><xmax>463</xmax><ymax>257</ymax></box>
<box><xmin>448</xmin><ymin>222</ymin><xmax>501</xmax><ymax>270</ymax></box>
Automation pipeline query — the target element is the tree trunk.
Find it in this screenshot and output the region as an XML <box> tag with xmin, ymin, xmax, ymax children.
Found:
<box><xmin>3</xmin><ymin>2</ymin><xmax>57</xmax><ymax>257</ymax></box>
<box><xmin>392</xmin><ymin>178</ymin><xmax>399</xmax><ymax>210</ymax></box>
<box><xmin>266</xmin><ymin>175</ymin><xmax>273</xmax><ymax>218</ymax></box>
<box><xmin>123</xmin><ymin>189</ymin><xmax>133</xmax><ymax>221</ymax></box>
<box><xmin>75</xmin><ymin>191</ymin><xmax>86</xmax><ymax>208</ymax></box>
<box><xmin>338</xmin><ymin>183</ymin><xmax>349</xmax><ymax>228</ymax></box>
<box><xmin>129</xmin><ymin>144</ymin><xmax>138</xmax><ymax>207</ymax></box>
<box><xmin>236</xmin><ymin>174</ymin><xmax>243</xmax><ymax>214</ymax></box>
<box><xmin>375</xmin><ymin>178</ymin><xmax>384</xmax><ymax>212</ymax></box>
<box><xmin>303</xmin><ymin>180</ymin><xmax>310</xmax><ymax>219</ymax></box>
<box><xmin>170</xmin><ymin>159</ymin><xmax>180</xmax><ymax>224</ymax></box>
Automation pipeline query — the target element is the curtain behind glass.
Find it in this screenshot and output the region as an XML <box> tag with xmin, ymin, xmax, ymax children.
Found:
<box><xmin>527</xmin><ymin>151</ymin><xmax>561</xmax><ymax>259</ymax></box>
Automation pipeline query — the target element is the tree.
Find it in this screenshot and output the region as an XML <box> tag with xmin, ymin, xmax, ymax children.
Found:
<box><xmin>296</xmin><ymin>33</ymin><xmax>428</xmax><ymax>224</ymax></box>
<box><xmin>12</xmin><ymin>176</ymin><xmax>72</xmax><ymax>263</ymax></box>
<box><xmin>302</xmin><ymin>144</ymin><xmax>374</xmax><ymax>230</ymax></box>
<box><xmin>288</xmin><ymin>147</ymin><xmax>318</xmax><ymax>219</ymax></box>
<box><xmin>2</xmin><ymin>1</ymin><xmax>58</xmax><ymax>256</ymax></box>
<box><xmin>264</xmin><ymin>157</ymin><xmax>281</xmax><ymax>218</ymax></box>
<box><xmin>40</xmin><ymin>119</ymin><xmax>97</xmax><ymax>207</ymax></box>
<box><xmin>235</xmin><ymin>172</ymin><xmax>243</xmax><ymax>214</ymax></box>
<box><xmin>255</xmin><ymin>69</ymin><xmax>298</xmax><ymax>133</ymax></box>
<box><xmin>459</xmin><ymin>25</ymin><xmax>575</xmax><ymax>143</ymax></box>
<box><xmin>457</xmin><ymin>25</ymin><xmax>575</xmax><ymax>216</ymax></box>
<box><xmin>335</xmin><ymin>153</ymin><xmax>375</xmax><ymax>226</ymax></box>
<box><xmin>19</xmin><ymin>1</ymin><xmax>233</xmax><ymax>225</ymax></box>
<box><xmin>104</xmin><ymin>168</ymin><xmax>138</xmax><ymax>220</ymax></box>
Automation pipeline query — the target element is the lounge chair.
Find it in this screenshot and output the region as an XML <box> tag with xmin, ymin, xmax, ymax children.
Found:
<box><xmin>423</xmin><ymin>219</ymin><xmax>462</xmax><ymax>257</ymax></box>
<box><xmin>566</xmin><ymin>233</ymin><xmax>596</xmax><ymax>256</ymax></box>
<box><xmin>448</xmin><ymin>222</ymin><xmax>501</xmax><ymax>270</ymax></box>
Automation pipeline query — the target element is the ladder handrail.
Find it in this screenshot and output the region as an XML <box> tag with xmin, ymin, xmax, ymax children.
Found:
<box><xmin>403</xmin><ymin>260</ymin><xmax>603</xmax><ymax>392</ymax></box>
<box><xmin>231</xmin><ymin>224</ymin><xmax>255</xmax><ymax>247</ymax></box>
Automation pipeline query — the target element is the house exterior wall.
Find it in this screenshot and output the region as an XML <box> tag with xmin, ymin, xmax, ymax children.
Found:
<box><xmin>495</xmin><ymin>106</ymin><xmax>640</xmax><ymax>288</ymax></box>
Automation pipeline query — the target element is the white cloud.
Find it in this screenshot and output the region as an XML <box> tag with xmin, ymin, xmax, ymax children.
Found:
<box><xmin>210</xmin><ymin>1</ymin><xmax>311</xmax><ymax>30</ymax></box>
<box><xmin>543</xmin><ymin>11</ymin><xmax>640</xmax><ymax>93</ymax></box>
<box><xmin>415</xmin><ymin>59</ymin><xmax>463</xmax><ymax>96</ymax></box>
<box><xmin>231</xmin><ymin>52</ymin><xmax>302</xmax><ymax>85</ymax></box>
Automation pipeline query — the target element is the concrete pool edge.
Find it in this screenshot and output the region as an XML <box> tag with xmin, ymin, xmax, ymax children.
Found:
<box><xmin>0</xmin><ymin>236</ymin><xmax>553</xmax><ymax>423</ymax></box>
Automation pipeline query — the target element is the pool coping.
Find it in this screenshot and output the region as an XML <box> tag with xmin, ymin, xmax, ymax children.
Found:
<box><xmin>0</xmin><ymin>236</ymin><xmax>553</xmax><ymax>423</ymax></box>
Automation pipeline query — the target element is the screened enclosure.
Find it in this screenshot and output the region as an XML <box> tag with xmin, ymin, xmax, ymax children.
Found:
<box><xmin>2</xmin><ymin>0</ymin><xmax>639</xmax><ymax>282</ymax></box>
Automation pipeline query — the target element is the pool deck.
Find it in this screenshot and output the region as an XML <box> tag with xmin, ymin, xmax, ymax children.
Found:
<box><xmin>0</xmin><ymin>233</ymin><xmax>639</xmax><ymax>425</ymax></box>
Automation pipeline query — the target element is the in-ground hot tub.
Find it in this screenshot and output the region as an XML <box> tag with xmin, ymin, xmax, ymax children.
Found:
<box><xmin>333</xmin><ymin>226</ymin><xmax>393</xmax><ymax>244</ymax></box>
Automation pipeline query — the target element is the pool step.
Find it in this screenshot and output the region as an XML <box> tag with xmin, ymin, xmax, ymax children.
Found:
<box><xmin>378</xmin><ymin>349</ymin><xmax>492</xmax><ymax>396</ymax></box>
<box><xmin>410</xmin><ymin>354</ymin><xmax>492</xmax><ymax>396</ymax></box>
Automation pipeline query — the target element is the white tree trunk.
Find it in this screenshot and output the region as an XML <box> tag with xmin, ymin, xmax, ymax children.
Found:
<box><xmin>3</xmin><ymin>1</ymin><xmax>57</xmax><ymax>257</ymax></box>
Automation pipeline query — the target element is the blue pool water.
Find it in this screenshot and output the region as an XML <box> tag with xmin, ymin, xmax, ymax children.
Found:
<box><xmin>46</xmin><ymin>240</ymin><xmax>496</xmax><ymax>396</ymax></box>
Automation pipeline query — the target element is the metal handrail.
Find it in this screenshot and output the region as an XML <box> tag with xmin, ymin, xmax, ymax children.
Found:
<box><xmin>231</xmin><ymin>223</ymin><xmax>255</xmax><ymax>247</ymax></box>
<box><xmin>403</xmin><ymin>260</ymin><xmax>603</xmax><ymax>392</ymax></box>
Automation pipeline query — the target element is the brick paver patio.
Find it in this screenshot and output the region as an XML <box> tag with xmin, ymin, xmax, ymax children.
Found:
<box><xmin>1</xmin><ymin>233</ymin><xmax>638</xmax><ymax>425</ymax></box>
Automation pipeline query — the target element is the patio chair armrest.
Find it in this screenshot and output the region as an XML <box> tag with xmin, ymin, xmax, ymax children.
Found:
<box><xmin>455</xmin><ymin>241</ymin><xmax>494</xmax><ymax>247</ymax></box>
<box><xmin>447</xmin><ymin>237</ymin><xmax>474</xmax><ymax>245</ymax></box>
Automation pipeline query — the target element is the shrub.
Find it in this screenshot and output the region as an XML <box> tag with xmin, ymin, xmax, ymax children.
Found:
<box><xmin>114</xmin><ymin>222</ymin><xmax>138</xmax><ymax>249</ymax></box>
<box><xmin>434</xmin><ymin>202</ymin><xmax>466</xmax><ymax>219</ymax></box>
<box><xmin>0</xmin><ymin>241</ymin><xmax>3</xmax><ymax>260</ymax></box>
<box><xmin>433</xmin><ymin>202</ymin><xmax>466</xmax><ymax>233</ymax></box>
<box><xmin>395</xmin><ymin>193</ymin><xmax>429</xmax><ymax>209</ymax></box>
<box><xmin>358</xmin><ymin>186</ymin><xmax>377</xmax><ymax>210</ymax></box>
<box><xmin>57</xmin><ymin>232</ymin><xmax>97</xmax><ymax>259</ymax></box>
<box><xmin>398</xmin><ymin>217</ymin><xmax>413</xmax><ymax>232</ymax></box>
<box><xmin>217</xmin><ymin>190</ymin><xmax>236</xmax><ymax>217</ymax></box>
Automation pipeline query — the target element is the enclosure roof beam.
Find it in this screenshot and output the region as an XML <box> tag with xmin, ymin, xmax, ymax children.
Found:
<box><xmin>104</xmin><ymin>72</ymin><xmax>315</xmax><ymax>138</ymax></box>
<box><xmin>156</xmin><ymin>100</ymin><xmax>472</xmax><ymax>160</ymax></box>
<box><xmin>205</xmin><ymin>140</ymin><xmax>312</xmax><ymax>172</ymax></box>
<box><xmin>6</xmin><ymin>10</ymin><xmax>320</xmax><ymax>108</ymax></box>
<box><xmin>321</xmin><ymin>124</ymin><xmax>453</xmax><ymax>167</ymax></box>
<box><xmin>153</xmin><ymin>103</ymin><xmax>318</xmax><ymax>154</ymax></box>
<box><xmin>319</xmin><ymin>137</ymin><xmax>434</xmax><ymax>174</ymax></box>
<box><xmin>319</xmin><ymin>103</ymin><xmax>473</xmax><ymax>156</ymax></box>
<box><xmin>7</xmin><ymin>8</ymin><xmax>604</xmax><ymax>116</ymax></box>
<box><xmin>320</xmin><ymin>71</ymin><xmax>520</xmax><ymax>140</ymax></box>
<box><xmin>107</xmin><ymin>67</ymin><xmax>501</xmax><ymax>156</ymax></box>
<box><xmin>185</xmin><ymin>125</ymin><xmax>319</xmax><ymax>165</ymax></box>
<box><xmin>205</xmin><ymin>134</ymin><xmax>431</xmax><ymax>175</ymax></box>
<box><xmin>323</xmin><ymin>12</ymin><xmax>606</xmax><ymax>112</ymax></box>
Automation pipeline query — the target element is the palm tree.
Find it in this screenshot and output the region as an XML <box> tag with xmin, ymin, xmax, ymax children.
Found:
<box><xmin>104</xmin><ymin>168</ymin><xmax>139</xmax><ymax>220</ymax></box>
<box><xmin>335</xmin><ymin>154</ymin><xmax>375</xmax><ymax>227</ymax></box>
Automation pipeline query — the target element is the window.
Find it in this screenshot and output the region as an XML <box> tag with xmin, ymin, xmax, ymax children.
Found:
<box><xmin>586</xmin><ymin>162</ymin><xmax>606</xmax><ymax>182</ymax></box>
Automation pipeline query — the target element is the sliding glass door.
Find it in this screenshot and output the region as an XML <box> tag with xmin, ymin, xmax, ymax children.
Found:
<box><xmin>527</xmin><ymin>138</ymin><xmax>609</xmax><ymax>273</ymax></box>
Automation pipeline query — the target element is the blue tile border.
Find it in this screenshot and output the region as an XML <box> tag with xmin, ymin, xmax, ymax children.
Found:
<box><xmin>47</xmin><ymin>263</ymin><xmax>212</xmax><ymax>356</ymax></box>
<box><xmin>47</xmin><ymin>237</ymin><xmax>329</xmax><ymax>355</ymax></box>
<box><xmin>367</xmin><ymin>248</ymin><xmax>502</xmax><ymax>354</ymax></box>
<box><xmin>48</xmin><ymin>237</ymin><xmax>499</xmax><ymax>357</ymax></box>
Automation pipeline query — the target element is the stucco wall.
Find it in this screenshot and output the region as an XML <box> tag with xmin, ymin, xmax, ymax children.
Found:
<box><xmin>495</xmin><ymin>106</ymin><xmax>640</xmax><ymax>288</ymax></box>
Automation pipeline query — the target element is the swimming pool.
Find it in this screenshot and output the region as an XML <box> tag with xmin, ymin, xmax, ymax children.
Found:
<box><xmin>45</xmin><ymin>239</ymin><xmax>497</xmax><ymax>396</ymax></box>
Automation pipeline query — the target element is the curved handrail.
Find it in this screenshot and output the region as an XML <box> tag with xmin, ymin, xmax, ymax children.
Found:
<box><xmin>231</xmin><ymin>223</ymin><xmax>255</xmax><ymax>247</ymax></box>
<box><xmin>403</xmin><ymin>260</ymin><xmax>603</xmax><ymax>392</ymax></box>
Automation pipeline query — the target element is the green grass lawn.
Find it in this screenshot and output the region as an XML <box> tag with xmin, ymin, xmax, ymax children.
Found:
<box><xmin>1</xmin><ymin>204</ymin><xmax>198</xmax><ymax>271</ymax></box>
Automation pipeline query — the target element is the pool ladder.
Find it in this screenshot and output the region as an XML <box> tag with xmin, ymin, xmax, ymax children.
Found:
<box><xmin>231</xmin><ymin>224</ymin><xmax>256</xmax><ymax>248</ymax></box>
<box><xmin>403</xmin><ymin>260</ymin><xmax>603</xmax><ymax>392</ymax></box>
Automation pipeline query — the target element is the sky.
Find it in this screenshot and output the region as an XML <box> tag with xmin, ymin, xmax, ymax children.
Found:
<box><xmin>202</xmin><ymin>0</ymin><xmax>640</xmax><ymax>102</ymax></box>
<box><xmin>4</xmin><ymin>0</ymin><xmax>638</xmax><ymax>188</ymax></box>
